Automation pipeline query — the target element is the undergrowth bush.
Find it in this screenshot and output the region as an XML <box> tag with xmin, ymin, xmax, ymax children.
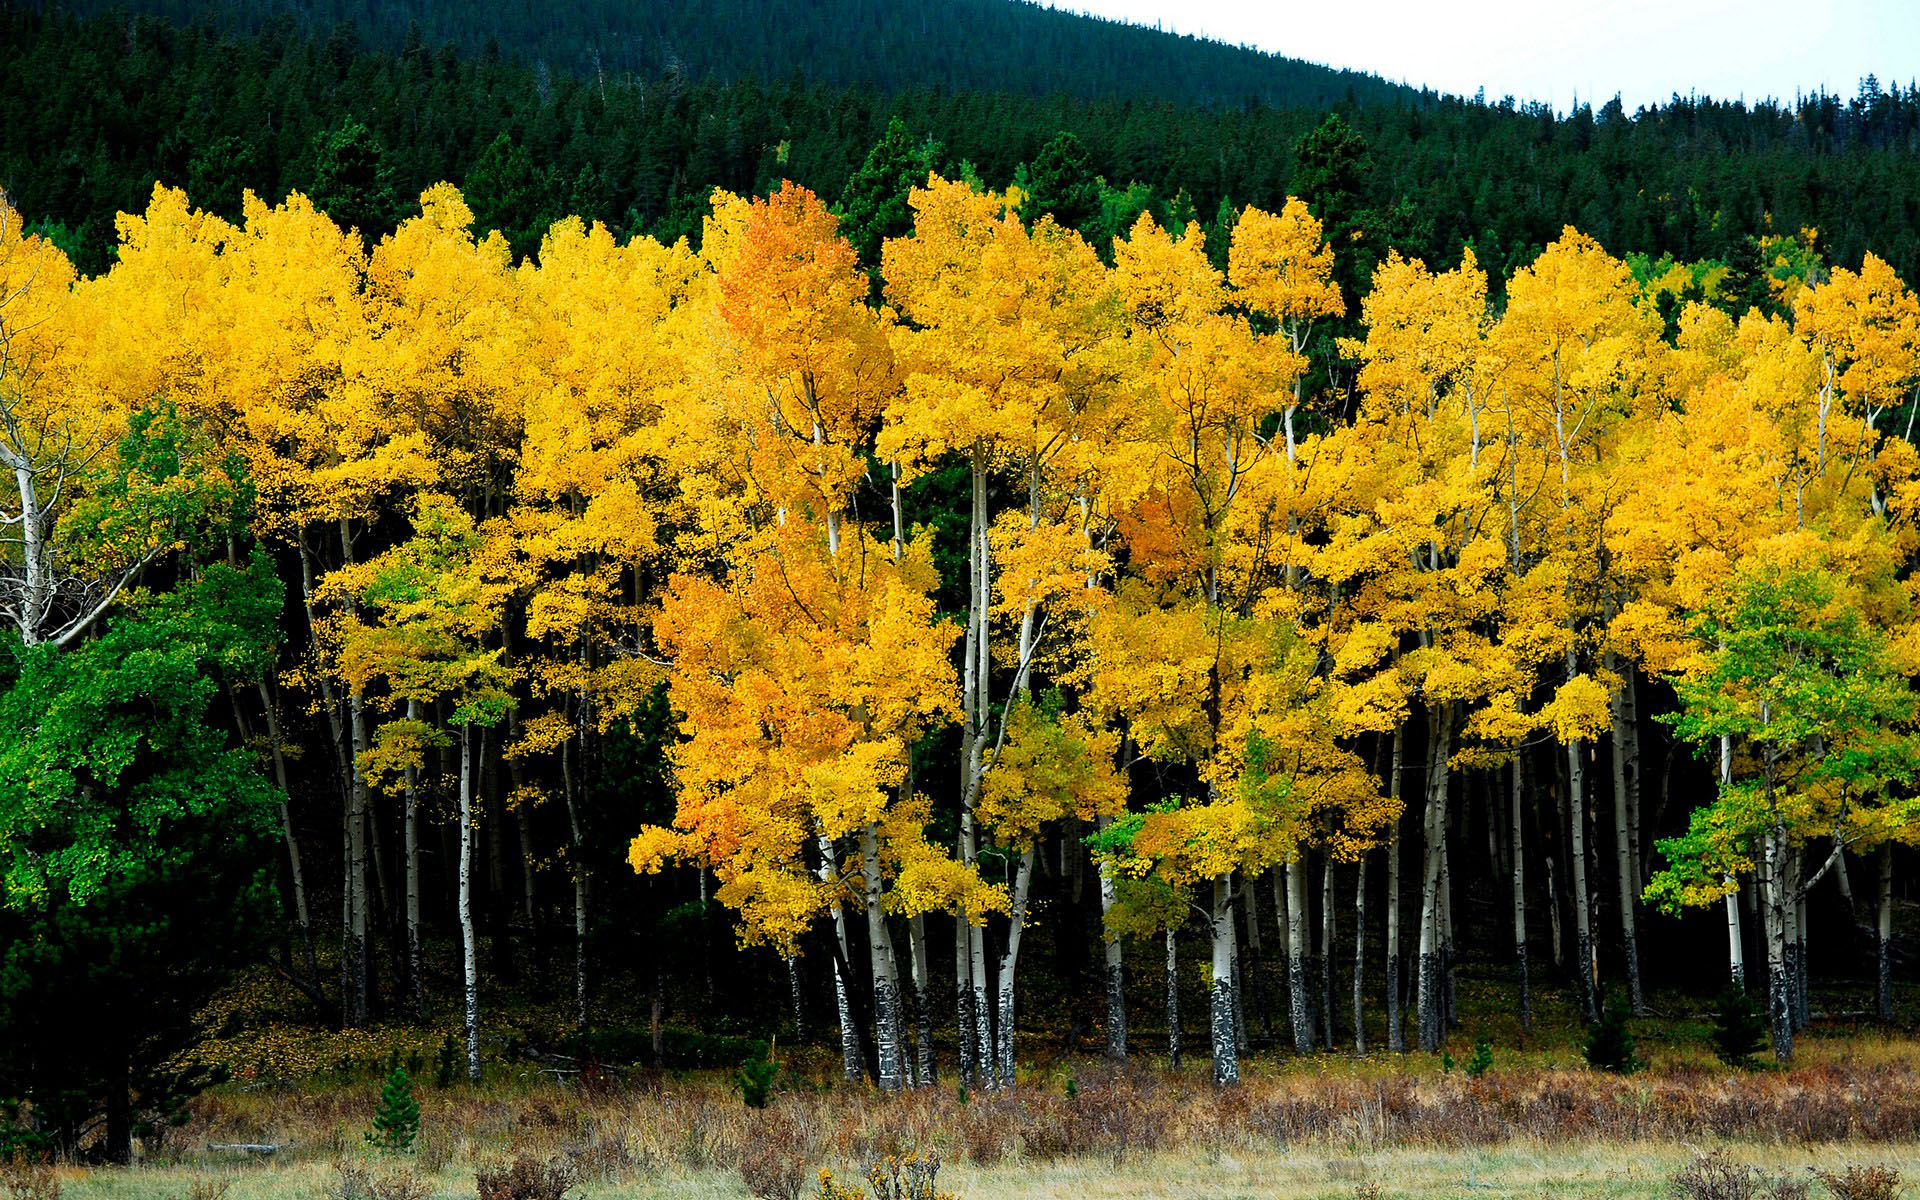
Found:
<box><xmin>1811</xmin><ymin>1164</ymin><xmax>1902</xmax><ymax>1200</ymax></box>
<box><xmin>326</xmin><ymin>1163</ymin><xmax>430</xmax><ymax>1200</ymax></box>
<box><xmin>475</xmin><ymin>1154</ymin><xmax>577</xmax><ymax>1200</ymax></box>
<box><xmin>0</xmin><ymin>1158</ymin><xmax>58</xmax><ymax>1200</ymax></box>
<box><xmin>1670</xmin><ymin>1150</ymin><xmax>1808</xmax><ymax>1200</ymax></box>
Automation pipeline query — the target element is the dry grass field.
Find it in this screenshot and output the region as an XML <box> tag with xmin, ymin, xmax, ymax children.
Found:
<box><xmin>15</xmin><ymin>1035</ymin><xmax>1920</xmax><ymax>1200</ymax></box>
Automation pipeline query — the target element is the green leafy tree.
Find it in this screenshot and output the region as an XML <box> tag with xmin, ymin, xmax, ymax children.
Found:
<box><xmin>1650</xmin><ymin>563</ymin><xmax>1920</xmax><ymax>1062</ymax></box>
<box><xmin>0</xmin><ymin>562</ymin><xmax>284</xmax><ymax>1163</ymax></box>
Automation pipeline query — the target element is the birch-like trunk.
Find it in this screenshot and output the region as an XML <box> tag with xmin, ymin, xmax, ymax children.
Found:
<box><xmin>1209</xmin><ymin>874</ymin><xmax>1240</xmax><ymax>1086</ymax></box>
<box><xmin>1244</xmin><ymin>868</ymin><xmax>1270</xmax><ymax>1042</ymax></box>
<box><xmin>1097</xmin><ymin>814</ymin><xmax>1127</xmax><ymax>1058</ymax></box>
<box><xmin>909</xmin><ymin>913</ymin><xmax>935</xmax><ymax>1086</ymax></box>
<box><xmin>1511</xmin><ymin>747</ymin><xmax>1531</xmax><ymax>1033</ymax></box>
<box><xmin>1165</xmin><ymin>925</ymin><xmax>1181</xmax><ymax>1069</ymax></box>
<box><xmin>562</xmin><ymin>719</ymin><xmax>590</xmax><ymax>1032</ymax></box>
<box><xmin>1879</xmin><ymin>843</ymin><xmax>1895</xmax><ymax>1023</ymax></box>
<box><xmin>1416</xmin><ymin>705</ymin><xmax>1452</xmax><ymax>1052</ymax></box>
<box><xmin>1760</xmin><ymin>823</ymin><xmax>1794</xmax><ymax>1061</ymax></box>
<box><xmin>818</xmin><ymin>836</ymin><xmax>863</xmax><ymax>1083</ymax></box>
<box><xmin>1352</xmin><ymin>854</ymin><xmax>1368</xmax><ymax>1053</ymax></box>
<box><xmin>786</xmin><ymin>956</ymin><xmax>806</xmax><ymax>1040</ymax></box>
<box><xmin>862</xmin><ymin>823</ymin><xmax>906</xmax><ymax>1092</ymax></box>
<box><xmin>1721</xmin><ymin>737</ymin><xmax>1745</xmax><ymax>990</ymax></box>
<box><xmin>345</xmin><ymin>691</ymin><xmax>372</xmax><ymax>1027</ymax></box>
<box><xmin>1286</xmin><ymin>859</ymin><xmax>1314</xmax><ymax>1052</ymax></box>
<box><xmin>1320</xmin><ymin>855</ymin><xmax>1337</xmax><ymax>1048</ymax></box>
<box><xmin>1567</xmin><ymin>736</ymin><xmax>1599</xmax><ymax>1023</ymax></box>
<box><xmin>994</xmin><ymin>847</ymin><xmax>1035</xmax><ymax>1086</ymax></box>
<box><xmin>1607</xmin><ymin>656</ymin><xmax>1644</xmax><ymax>1012</ymax></box>
<box><xmin>954</xmin><ymin>916</ymin><xmax>977</xmax><ymax>1088</ymax></box>
<box><xmin>459</xmin><ymin>724</ymin><xmax>481</xmax><ymax>1082</ymax></box>
<box><xmin>402</xmin><ymin>701</ymin><xmax>424</xmax><ymax>1021</ymax></box>
<box><xmin>1386</xmin><ymin>726</ymin><xmax>1404</xmax><ymax>1052</ymax></box>
<box><xmin>255</xmin><ymin>681</ymin><xmax>315</xmax><ymax>979</ymax></box>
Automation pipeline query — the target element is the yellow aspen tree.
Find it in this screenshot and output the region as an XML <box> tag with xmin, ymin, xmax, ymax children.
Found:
<box><xmin>880</xmin><ymin>174</ymin><xmax>1124</xmax><ymax>1088</ymax></box>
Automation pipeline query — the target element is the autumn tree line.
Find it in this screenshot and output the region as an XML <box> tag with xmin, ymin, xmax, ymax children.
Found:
<box><xmin>3</xmin><ymin>162</ymin><xmax>1920</xmax><ymax>1155</ymax></box>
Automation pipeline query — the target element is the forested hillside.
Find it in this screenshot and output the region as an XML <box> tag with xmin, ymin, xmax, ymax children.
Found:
<box><xmin>5</xmin><ymin>5</ymin><xmax>1920</xmax><ymax>286</ymax></box>
<box><xmin>45</xmin><ymin>0</ymin><xmax>1417</xmax><ymax>108</ymax></box>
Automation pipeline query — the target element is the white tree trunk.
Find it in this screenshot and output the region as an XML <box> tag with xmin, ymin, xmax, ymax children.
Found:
<box><xmin>459</xmin><ymin>724</ymin><xmax>481</xmax><ymax>1083</ymax></box>
<box><xmin>1286</xmin><ymin>859</ymin><xmax>1314</xmax><ymax>1052</ymax></box>
<box><xmin>1209</xmin><ymin>874</ymin><xmax>1240</xmax><ymax>1086</ymax></box>
<box><xmin>817</xmin><ymin>836</ymin><xmax>863</xmax><ymax>1083</ymax></box>
<box><xmin>1165</xmin><ymin>925</ymin><xmax>1181</xmax><ymax>1069</ymax></box>
<box><xmin>1608</xmin><ymin>657</ymin><xmax>1644</xmax><ymax>1012</ymax></box>
<box><xmin>863</xmin><ymin>823</ymin><xmax>906</xmax><ymax>1092</ymax></box>
<box><xmin>909</xmin><ymin>912</ymin><xmax>935</xmax><ymax>1086</ymax></box>
<box><xmin>1511</xmin><ymin>747</ymin><xmax>1531</xmax><ymax>1033</ymax></box>
<box><xmin>1416</xmin><ymin>705</ymin><xmax>1451</xmax><ymax>1051</ymax></box>
<box><xmin>1352</xmin><ymin>854</ymin><xmax>1368</xmax><ymax>1053</ymax></box>
<box><xmin>1386</xmin><ymin>726</ymin><xmax>1405</xmax><ymax>1052</ymax></box>
<box><xmin>1096</xmin><ymin>814</ymin><xmax>1127</xmax><ymax>1058</ymax></box>
<box><xmin>1879</xmin><ymin>843</ymin><xmax>1895</xmax><ymax>1023</ymax></box>
<box><xmin>994</xmin><ymin>847</ymin><xmax>1035</xmax><ymax>1086</ymax></box>
<box><xmin>1567</xmin><ymin>736</ymin><xmax>1598</xmax><ymax>1022</ymax></box>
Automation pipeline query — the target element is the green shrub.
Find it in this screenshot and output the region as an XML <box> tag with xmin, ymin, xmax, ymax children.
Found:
<box><xmin>1582</xmin><ymin>993</ymin><xmax>1643</xmax><ymax>1074</ymax></box>
<box><xmin>1710</xmin><ymin>983</ymin><xmax>1768</xmax><ymax>1069</ymax></box>
<box><xmin>365</xmin><ymin>1066</ymin><xmax>420</xmax><ymax>1152</ymax></box>
<box><xmin>735</xmin><ymin>1041</ymin><xmax>780</xmax><ymax>1109</ymax></box>
<box><xmin>1465</xmin><ymin>1036</ymin><xmax>1493</xmax><ymax>1079</ymax></box>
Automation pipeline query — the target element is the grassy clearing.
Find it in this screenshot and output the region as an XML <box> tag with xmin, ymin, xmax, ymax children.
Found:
<box><xmin>41</xmin><ymin>1141</ymin><xmax>1920</xmax><ymax>1200</ymax></box>
<box><xmin>22</xmin><ymin>1036</ymin><xmax>1920</xmax><ymax>1200</ymax></box>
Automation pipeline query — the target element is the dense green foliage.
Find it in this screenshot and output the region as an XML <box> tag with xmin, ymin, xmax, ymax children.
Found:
<box><xmin>49</xmin><ymin>0</ymin><xmax>1414</xmax><ymax>109</ymax></box>
<box><xmin>0</xmin><ymin>562</ymin><xmax>284</xmax><ymax>1161</ymax></box>
<box><xmin>5</xmin><ymin>5</ymin><xmax>1920</xmax><ymax>284</ymax></box>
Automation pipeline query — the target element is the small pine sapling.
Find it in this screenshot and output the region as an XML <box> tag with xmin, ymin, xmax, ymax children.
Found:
<box><xmin>1710</xmin><ymin>983</ymin><xmax>1768</xmax><ymax>1070</ymax></box>
<box><xmin>1465</xmin><ymin>1036</ymin><xmax>1493</xmax><ymax>1078</ymax></box>
<box><xmin>1583</xmin><ymin>992</ymin><xmax>1643</xmax><ymax>1074</ymax></box>
<box><xmin>736</xmin><ymin>1040</ymin><xmax>780</xmax><ymax>1109</ymax></box>
<box><xmin>366</xmin><ymin>1065</ymin><xmax>421</xmax><ymax>1152</ymax></box>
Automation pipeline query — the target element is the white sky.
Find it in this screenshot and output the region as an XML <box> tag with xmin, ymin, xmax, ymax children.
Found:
<box><xmin>1042</xmin><ymin>0</ymin><xmax>1920</xmax><ymax>113</ymax></box>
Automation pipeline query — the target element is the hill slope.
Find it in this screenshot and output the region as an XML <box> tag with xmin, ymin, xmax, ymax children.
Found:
<box><xmin>47</xmin><ymin>0</ymin><xmax>1420</xmax><ymax>109</ymax></box>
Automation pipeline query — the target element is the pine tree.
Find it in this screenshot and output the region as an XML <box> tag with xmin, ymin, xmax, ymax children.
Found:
<box><xmin>367</xmin><ymin>1065</ymin><xmax>421</xmax><ymax>1151</ymax></box>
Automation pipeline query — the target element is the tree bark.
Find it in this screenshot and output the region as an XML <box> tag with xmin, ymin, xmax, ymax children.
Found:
<box><xmin>909</xmin><ymin>912</ymin><xmax>935</xmax><ymax>1086</ymax></box>
<box><xmin>818</xmin><ymin>836</ymin><xmax>863</xmax><ymax>1083</ymax></box>
<box><xmin>1386</xmin><ymin>725</ymin><xmax>1405</xmax><ymax>1052</ymax></box>
<box><xmin>1209</xmin><ymin>874</ymin><xmax>1240</xmax><ymax>1086</ymax></box>
<box><xmin>1721</xmin><ymin>738</ymin><xmax>1745</xmax><ymax>991</ymax></box>
<box><xmin>1286</xmin><ymin>859</ymin><xmax>1314</xmax><ymax>1052</ymax></box>
<box><xmin>1567</xmin><ymin>735</ymin><xmax>1599</xmax><ymax>1023</ymax></box>
<box><xmin>1166</xmin><ymin>924</ymin><xmax>1181</xmax><ymax>1069</ymax></box>
<box><xmin>1244</xmin><ymin>867</ymin><xmax>1270</xmax><ymax>1042</ymax></box>
<box><xmin>863</xmin><ymin>823</ymin><xmax>906</xmax><ymax>1092</ymax></box>
<box><xmin>255</xmin><ymin>681</ymin><xmax>315</xmax><ymax>980</ymax></box>
<box><xmin>1352</xmin><ymin>854</ymin><xmax>1368</xmax><ymax>1054</ymax></box>
<box><xmin>460</xmin><ymin>724</ymin><xmax>482</xmax><ymax>1083</ymax></box>
<box><xmin>1416</xmin><ymin>704</ymin><xmax>1452</xmax><ymax>1052</ymax></box>
<box><xmin>1511</xmin><ymin>746</ymin><xmax>1531</xmax><ymax>1034</ymax></box>
<box><xmin>1608</xmin><ymin>656</ymin><xmax>1644</xmax><ymax>1013</ymax></box>
<box><xmin>1879</xmin><ymin>843</ymin><xmax>1895</xmax><ymax>1023</ymax></box>
<box><xmin>1320</xmin><ymin>854</ymin><xmax>1337</xmax><ymax>1048</ymax></box>
<box><xmin>403</xmin><ymin>701</ymin><xmax>425</xmax><ymax>1021</ymax></box>
<box><xmin>1096</xmin><ymin>814</ymin><xmax>1127</xmax><ymax>1059</ymax></box>
<box><xmin>994</xmin><ymin>846</ymin><xmax>1035</xmax><ymax>1086</ymax></box>
<box><xmin>955</xmin><ymin>915</ymin><xmax>978</xmax><ymax>1088</ymax></box>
